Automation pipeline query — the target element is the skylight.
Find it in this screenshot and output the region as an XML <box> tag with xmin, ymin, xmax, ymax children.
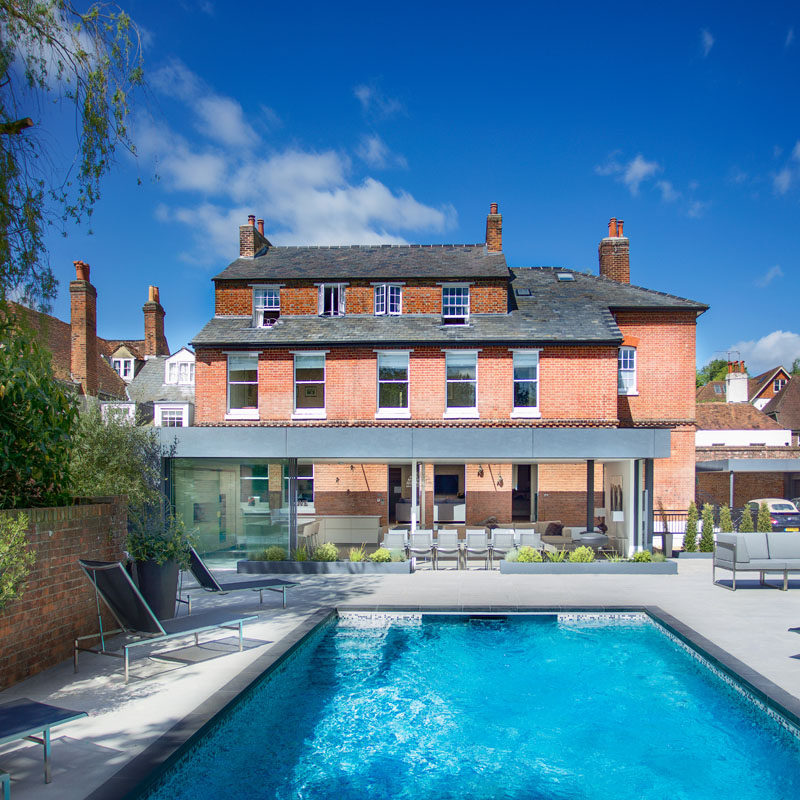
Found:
<box><xmin>556</xmin><ymin>273</ymin><xmax>575</xmax><ymax>282</ymax></box>
<box><xmin>515</xmin><ymin>287</ymin><xmax>532</xmax><ymax>296</ymax></box>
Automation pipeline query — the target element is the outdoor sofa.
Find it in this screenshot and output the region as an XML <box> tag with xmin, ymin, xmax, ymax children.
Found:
<box><xmin>714</xmin><ymin>532</ymin><xmax>800</xmax><ymax>590</ymax></box>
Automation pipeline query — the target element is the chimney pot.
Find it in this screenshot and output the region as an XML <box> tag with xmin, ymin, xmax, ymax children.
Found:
<box><xmin>598</xmin><ymin>218</ymin><xmax>630</xmax><ymax>283</ymax></box>
<box><xmin>485</xmin><ymin>203</ymin><xmax>502</xmax><ymax>252</ymax></box>
<box><xmin>608</xmin><ymin>218</ymin><xmax>617</xmax><ymax>238</ymax></box>
<box><xmin>489</xmin><ymin>202</ymin><xmax>498</xmax><ymax>215</ymax></box>
<box><xmin>257</xmin><ymin>218</ymin><xmax>265</xmax><ymax>236</ymax></box>
<box><xmin>73</xmin><ymin>260</ymin><xmax>90</xmax><ymax>282</ymax></box>
<box><xmin>248</xmin><ymin>214</ymin><xmax>256</xmax><ymax>227</ymax></box>
<box><xmin>617</xmin><ymin>219</ymin><xmax>624</xmax><ymax>237</ymax></box>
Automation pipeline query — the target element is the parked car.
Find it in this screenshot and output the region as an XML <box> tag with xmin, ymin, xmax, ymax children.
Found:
<box><xmin>744</xmin><ymin>498</ymin><xmax>800</xmax><ymax>532</ymax></box>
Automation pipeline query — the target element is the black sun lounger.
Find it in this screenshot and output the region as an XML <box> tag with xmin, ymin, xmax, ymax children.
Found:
<box><xmin>0</xmin><ymin>697</ymin><xmax>87</xmax><ymax>787</ymax></box>
<box><xmin>75</xmin><ymin>560</ymin><xmax>258</xmax><ymax>683</ymax></box>
<box><xmin>177</xmin><ymin>547</ymin><xmax>297</xmax><ymax>614</ymax></box>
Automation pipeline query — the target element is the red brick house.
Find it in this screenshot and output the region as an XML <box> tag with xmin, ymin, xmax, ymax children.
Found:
<box><xmin>696</xmin><ymin>363</ymin><xmax>792</xmax><ymax>408</ymax></box>
<box><xmin>164</xmin><ymin>209</ymin><xmax>706</xmax><ymax>559</ymax></box>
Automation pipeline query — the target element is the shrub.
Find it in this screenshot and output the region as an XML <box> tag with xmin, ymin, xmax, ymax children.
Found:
<box><xmin>738</xmin><ymin>505</ymin><xmax>754</xmax><ymax>532</ymax></box>
<box><xmin>312</xmin><ymin>542</ymin><xmax>339</xmax><ymax>562</ymax></box>
<box><xmin>756</xmin><ymin>502</ymin><xmax>772</xmax><ymax>533</ymax></box>
<box><xmin>719</xmin><ymin>505</ymin><xmax>733</xmax><ymax>533</ymax></box>
<box><xmin>126</xmin><ymin>513</ymin><xmax>194</xmax><ymax>569</ymax></box>
<box><xmin>263</xmin><ymin>546</ymin><xmax>287</xmax><ymax>561</ymax></box>
<box><xmin>389</xmin><ymin>549</ymin><xmax>406</xmax><ymax>563</ymax></box>
<box><xmin>632</xmin><ymin>550</ymin><xmax>653</xmax><ymax>562</ymax></box>
<box><xmin>369</xmin><ymin>547</ymin><xmax>392</xmax><ymax>563</ymax></box>
<box><xmin>292</xmin><ymin>544</ymin><xmax>309</xmax><ymax>562</ymax></box>
<box><xmin>568</xmin><ymin>546</ymin><xmax>595</xmax><ymax>563</ymax></box>
<box><xmin>504</xmin><ymin>548</ymin><xmax>520</xmax><ymax>563</ymax></box>
<box><xmin>0</xmin><ymin>513</ymin><xmax>35</xmax><ymax>609</ymax></box>
<box><xmin>683</xmin><ymin>502</ymin><xmax>698</xmax><ymax>552</ymax></box>
<box><xmin>517</xmin><ymin>546</ymin><xmax>543</xmax><ymax>563</ymax></box>
<box><xmin>605</xmin><ymin>552</ymin><xmax>624</xmax><ymax>563</ymax></box>
<box><xmin>348</xmin><ymin>545</ymin><xmax>366</xmax><ymax>562</ymax></box>
<box><xmin>545</xmin><ymin>548</ymin><xmax>567</xmax><ymax>562</ymax></box>
<box><xmin>699</xmin><ymin>504</ymin><xmax>715</xmax><ymax>552</ymax></box>
<box><xmin>652</xmin><ymin>551</ymin><xmax>667</xmax><ymax>562</ymax></box>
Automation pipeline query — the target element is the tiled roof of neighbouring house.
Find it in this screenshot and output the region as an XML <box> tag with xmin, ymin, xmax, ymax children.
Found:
<box><xmin>125</xmin><ymin>357</ymin><xmax>195</xmax><ymax>404</ymax></box>
<box><xmin>749</xmin><ymin>366</ymin><xmax>789</xmax><ymax>401</ymax></box>
<box><xmin>695</xmin><ymin>402</ymin><xmax>786</xmax><ymax>431</ymax></box>
<box><xmin>214</xmin><ymin>244</ymin><xmax>510</xmax><ymax>281</ymax></box>
<box><xmin>762</xmin><ymin>376</ymin><xmax>800</xmax><ymax>429</ymax></box>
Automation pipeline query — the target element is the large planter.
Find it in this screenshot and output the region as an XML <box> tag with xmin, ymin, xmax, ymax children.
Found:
<box><xmin>678</xmin><ymin>552</ymin><xmax>714</xmax><ymax>559</ymax></box>
<box><xmin>499</xmin><ymin>560</ymin><xmax>678</xmax><ymax>574</ymax></box>
<box><xmin>132</xmin><ymin>559</ymin><xmax>179</xmax><ymax>619</ymax></box>
<box><xmin>238</xmin><ymin>559</ymin><xmax>413</xmax><ymax>575</ymax></box>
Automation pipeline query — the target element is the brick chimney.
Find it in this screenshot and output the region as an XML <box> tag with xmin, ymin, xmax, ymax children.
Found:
<box><xmin>598</xmin><ymin>217</ymin><xmax>630</xmax><ymax>283</ymax></box>
<box><xmin>143</xmin><ymin>285</ymin><xmax>169</xmax><ymax>357</ymax></box>
<box><xmin>486</xmin><ymin>202</ymin><xmax>502</xmax><ymax>252</ymax></box>
<box><xmin>725</xmin><ymin>360</ymin><xmax>748</xmax><ymax>403</ymax></box>
<box><xmin>239</xmin><ymin>213</ymin><xmax>272</xmax><ymax>258</ymax></box>
<box><xmin>70</xmin><ymin>260</ymin><xmax>98</xmax><ymax>396</ymax></box>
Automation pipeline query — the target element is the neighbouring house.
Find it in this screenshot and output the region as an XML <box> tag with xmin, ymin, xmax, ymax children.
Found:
<box><xmin>10</xmin><ymin>260</ymin><xmax>171</xmax><ymax>405</ymax></box>
<box><xmin>696</xmin><ymin>361</ymin><xmax>791</xmax><ymax>408</ymax></box>
<box><xmin>763</xmin><ymin>375</ymin><xmax>800</xmax><ymax>446</ymax></box>
<box><xmin>160</xmin><ymin>209</ymin><xmax>707</xmax><ymax>560</ymax></box>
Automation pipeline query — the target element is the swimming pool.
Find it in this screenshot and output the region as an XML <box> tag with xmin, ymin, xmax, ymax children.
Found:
<box><xmin>140</xmin><ymin>612</ymin><xmax>800</xmax><ymax>799</ymax></box>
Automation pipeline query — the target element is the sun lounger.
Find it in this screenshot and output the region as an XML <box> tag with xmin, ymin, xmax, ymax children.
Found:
<box><xmin>433</xmin><ymin>530</ymin><xmax>461</xmax><ymax>569</ymax></box>
<box><xmin>75</xmin><ymin>560</ymin><xmax>258</xmax><ymax>683</ymax></box>
<box><xmin>489</xmin><ymin>529</ymin><xmax>516</xmax><ymax>567</ymax></box>
<box><xmin>179</xmin><ymin>547</ymin><xmax>297</xmax><ymax>613</ymax></box>
<box><xmin>380</xmin><ymin>531</ymin><xmax>408</xmax><ymax>554</ymax></box>
<box><xmin>408</xmin><ymin>530</ymin><xmax>434</xmax><ymax>567</ymax></box>
<box><xmin>464</xmin><ymin>529</ymin><xmax>490</xmax><ymax>569</ymax></box>
<box><xmin>0</xmin><ymin>698</ymin><xmax>87</xmax><ymax>785</ymax></box>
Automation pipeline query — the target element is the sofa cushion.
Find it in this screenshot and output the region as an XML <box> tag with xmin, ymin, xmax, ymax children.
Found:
<box><xmin>738</xmin><ymin>559</ymin><xmax>787</xmax><ymax>570</ymax></box>
<box><xmin>743</xmin><ymin>533</ymin><xmax>770</xmax><ymax>560</ymax></box>
<box><xmin>766</xmin><ymin>533</ymin><xmax>800</xmax><ymax>560</ymax></box>
<box><xmin>544</xmin><ymin>522</ymin><xmax>564</xmax><ymax>538</ymax></box>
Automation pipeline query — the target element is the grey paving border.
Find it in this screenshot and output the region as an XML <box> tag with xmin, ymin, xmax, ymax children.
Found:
<box><xmin>86</xmin><ymin>603</ymin><xmax>800</xmax><ymax>799</ymax></box>
<box><xmin>84</xmin><ymin>607</ymin><xmax>336</xmax><ymax>800</ymax></box>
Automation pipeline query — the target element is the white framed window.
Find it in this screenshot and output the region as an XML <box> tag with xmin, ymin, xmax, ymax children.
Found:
<box><xmin>253</xmin><ymin>287</ymin><xmax>280</xmax><ymax>327</ymax></box>
<box><xmin>227</xmin><ymin>354</ymin><xmax>258</xmax><ymax>416</ymax></box>
<box><xmin>112</xmin><ymin>358</ymin><xmax>133</xmax><ymax>380</ymax></box>
<box><xmin>377</xmin><ymin>351</ymin><xmax>410</xmax><ymax>417</ymax></box>
<box><xmin>445</xmin><ymin>351</ymin><xmax>478</xmax><ymax>417</ymax></box>
<box><xmin>442</xmin><ymin>285</ymin><xmax>470</xmax><ymax>324</ymax></box>
<box><xmin>318</xmin><ymin>284</ymin><xmax>345</xmax><ymax>317</ymax></box>
<box><xmin>160</xmin><ymin>407</ymin><xmax>185</xmax><ymax>427</ymax></box>
<box><xmin>374</xmin><ymin>284</ymin><xmax>402</xmax><ymax>315</ymax></box>
<box><xmin>294</xmin><ymin>353</ymin><xmax>326</xmax><ymax>418</ymax></box>
<box><xmin>774</xmin><ymin>378</ymin><xmax>787</xmax><ymax>393</ymax></box>
<box><xmin>167</xmin><ymin>361</ymin><xmax>195</xmax><ymax>385</ymax></box>
<box><xmin>512</xmin><ymin>350</ymin><xmax>540</xmax><ymax>417</ymax></box>
<box><xmin>618</xmin><ymin>347</ymin><xmax>637</xmax><ymax>395</ymax></box>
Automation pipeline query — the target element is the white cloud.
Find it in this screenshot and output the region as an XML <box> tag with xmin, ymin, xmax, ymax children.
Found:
<box><xmin>793</xmin><ymin>141</ymin><xmax>800</xmax><ymax>161</ymax></box>
<box><xmin>787</xmin><ymin>27</ymin><xmax>795</xmax><ymax>48</ymax></box>
<box><xmin>354</xmin><ymin>83</ymin><xmax>404</xmax><ymax>118</ymax></box>
<box><xmin>656</xmin><ymin>180</ymin><xmax>680</xmax><ymax>202</ymax></box>
<box><xmin>755</xmin><ymin>265</ymin><xmax>784</xmax><ymax>287</ymax></box>
<box><xmin>143</xmin><ymin>64</ymin><xmax>453</xmax><ymax>263</ymax></box>
<box><xmin>356</xmin><ymin>134</ymin><xmax>408</xmax><ymax>169</ymax></box>
<box><xmin>729</xmin><ymin>330</ymin><xmax>800</xmax><ymax>374</ymax></box>
<box><xmin>701</xmin><ymin>29</ymin><xmax>715</xmax><ymax>57</ymax></box>
<box><xmin>595</xmin><ymin>153</ymin><xmax>661</xmax><ymax>196</ymax></box>
<box><xmin>686</xmin><ymin>199</ymin><xmax>709</xmax><ymax>218</ymax></box>
<box><xmin>773</xmin><ymin>166</ymin><xmax>794</xmax><ymax>194</ymax></box>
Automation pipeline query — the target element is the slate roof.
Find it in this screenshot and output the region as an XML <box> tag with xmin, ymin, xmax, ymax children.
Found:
<box><xmin>762</xmin><ymin>376</ymin><xmax>800</xmax><ymax>430</ymax></box>
<box><xmin>214</xmin><ymin>244</ymin><xmax>510</xmax><ymax>281</ymax></box>
<box><xmin>192</xmin><ymin>266</ymin><xmax>705</xmax><ymax>349</ymax></box>
<box><xmin>695</xmin><ymin>403</ymin><xmax>785</xmax><ymax>431</ymax></box>
<box><xmin>126</xmin><ymin>357</ymin><xmax>195</xmax><ymax>404</ymax></box>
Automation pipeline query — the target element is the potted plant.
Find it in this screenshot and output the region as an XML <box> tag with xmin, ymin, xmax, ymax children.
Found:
<box><xmin>126</xmin><ymin>513</ymin><xmax>193</xmax><ymax>619</ymax></box>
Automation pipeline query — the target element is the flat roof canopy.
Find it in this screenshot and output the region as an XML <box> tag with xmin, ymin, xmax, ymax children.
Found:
<box><xmin>696</xmin><ymin>458</ymin><xmax>800</xmax><ymax>473</ymax></box>
<box><xmin>161</xmin><ymin>426</ymin><xmax>671</xmax><ymax>461</ymax></box>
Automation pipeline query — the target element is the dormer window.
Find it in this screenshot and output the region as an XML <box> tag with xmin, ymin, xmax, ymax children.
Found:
<box><xmin>112</xmin><ymin>358</ymin><xmax>133</xmax><ymax>380</ymax></box>
<box><xmin>167</xmin><ymin>361</ymin><xmax>195</xmax><ymax>385</ymax></box>
<box><xmin>318</xmin><ymin>284</ymin><xmax>345</xmax><ymax>317</ymax></box>
<box><xmin>442</xmin><ymin>285</ymin><xmax>470</xmax><ymax>325</ymax></box>
<box><xmin>253</xmin><ymin>287</ymin><xmax>280</xmax><ymax>327</ymax></box>
<box><xmin>374</xmin><ymin>284</ymin><xmax>402</xmax><ymax>315</ymax></box>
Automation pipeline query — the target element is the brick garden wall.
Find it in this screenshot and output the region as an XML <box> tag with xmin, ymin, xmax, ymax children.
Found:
<box><xmin>0</xmin><ymin>497</ymin><xmax>127</xmax><ymax>690</ymax></box>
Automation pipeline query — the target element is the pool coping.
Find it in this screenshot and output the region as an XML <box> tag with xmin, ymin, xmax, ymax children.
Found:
<box><xmin>86</xmin><ymin>603</ymin><xmax>800</xmax><ymax>799</ymax></box>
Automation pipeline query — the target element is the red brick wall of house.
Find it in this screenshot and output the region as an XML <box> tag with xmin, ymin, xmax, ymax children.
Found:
<box><xmin>0</xmin><ymin>498</ymin><xmax>127</xmax><ymax>689</ymax></box>
<box><xmin>696</xmin><ymin>472</ymin><xmax>785</xmax><ymax>508</ymax></box>
<box><xmin>194</xmin><ymin>348</ymin><xmax>228</xmax><ymax>422</ymax></box>
<box><xmin>654</xmin><ymin>426</ymin><xmax>696</xmax><ymax>510</ymax></box>
<box><xmin>537</xmin><ymin>463</ymin><xmax>604</xmax><ymax>526</ymax></box>
<box><xmin>313</xmin><ymin>464</ymin><xmax>389</xmax><ymax>526</ymax></box>
<box><xmin>213</xmin><ymin>279</ymin><xmax>508</xmax><ymax>317</ymax></box>
<box><xmin>465</xmin><ymin>463</ymin><xmax>512</xmax><ymax>524</ymax></box>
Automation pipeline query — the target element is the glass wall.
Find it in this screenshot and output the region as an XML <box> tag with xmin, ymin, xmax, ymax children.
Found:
<box><xmin>171</xmin><ymin>458</ymin><xmax>292</xmax><ymax>559</ymax></box>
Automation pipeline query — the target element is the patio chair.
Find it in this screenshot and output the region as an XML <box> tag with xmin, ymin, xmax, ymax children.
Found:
<box><xmin>517</xmin><ymin>530</ymin><xmax>542</xmax><ymax>550</ymax></box>
<box><xmin>178</xmin><ymin>546</ymin><xmax>297</xmax><ymax>612</ymax></box>
<box><xmin>0</xmin><ymin>698</ymin><xmax>87</xmax><ymax>786</ymax></box>
<box><xmin>489</xmin><ymin>529</ymin><xmax>516</xmax><ymax>567</ymax></box>
<box><xmin>408</xmin><ymin>530</ymin><xmax>434</xmax><ymax>568</ymax></box>
<box><xmin>380</xmin><ymin>530</ymin><xmax>408</xmax><ymax>555</ymax></box>
<box><xmin>433</xmin><ymin>529</ymin><xmax>462</xmax><ymax>569</ymax></box>
<box><xmin>464</xmin><ymin>529</ymin><xmax>490</xmax><ymax>569</ymax></box>
<box><xmin>75</xmin><ymin>560</ymin><xmax>258</xmax><ymax>683</ymax></box>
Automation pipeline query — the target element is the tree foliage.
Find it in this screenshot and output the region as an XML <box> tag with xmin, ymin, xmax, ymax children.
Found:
<box><xmin>792</xmin><ymin>358</ymin><xmax>800</xmax><ymax>376</ymax></box>
<box><xmin>756</xmin><ymin>502</ymin><xmax>772</xmax><ymax>533</ymax></box>
<box><xmin>683</xmin><ymin>501</ymin><xmax>698</xmax><ymax>552</ymax></box>
<box><xmin>0</xmin><ymin>512</ymin><xmax>35</xmax><ymax>609</ymax></box>
<box><xmin>719</xmin><ymin>505</ymin><xmax>733</xmax><ymax>533</ymax></box>
<box><xmin>699</xmin><ymin>503</ymin><xmax>715</xmax><ymax>552</ymax></box>
<box><xmin>696</xmin><ymin>358</ymin><xmax>731</xmax><ymax>388</ymax></box>
<box><xmin>738</xmin><ymin>505</ymin><xmax>754</xmax><ymax>533</ymax></box>
<box><xmin>0</xmin><ymin>303</ymin><xmax>78</xmax><ymax>508</ymax></box>
<box><xmin>0</xmin><ymin>1</ymin><xmax>144</xmax><ymax>309</ymax></box>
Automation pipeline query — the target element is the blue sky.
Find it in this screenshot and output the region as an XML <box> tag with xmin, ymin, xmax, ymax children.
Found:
<box><xmin>39</xmin><ymin>1</ymin><xmax>800</xmax><ymax>374</ymax></box>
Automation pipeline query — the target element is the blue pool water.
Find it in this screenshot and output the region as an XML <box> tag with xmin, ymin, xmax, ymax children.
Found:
<box><xmin>143</xmin><ymin>613</ymin><xmax>800</xmax><ymax>800</ymax></box>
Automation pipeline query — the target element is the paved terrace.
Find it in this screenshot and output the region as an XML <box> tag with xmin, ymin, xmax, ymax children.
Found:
<box><xmin>1</xmin><ymin>560</ymin><xmax>800</xmax><ymax>799</ymax></box>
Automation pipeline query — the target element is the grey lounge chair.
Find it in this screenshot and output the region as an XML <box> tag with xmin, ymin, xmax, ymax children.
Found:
<box><xmin>464</xmin><ymin>529</ymin><xmax>490</xmax><ymax>569</ymax></box>
<box><xmin>179</xmin><ymin>546</ymin><xmax>297</xmax><ymax>612</ymax></box>
<box><xmin>75</xmin><ymin>560</ymin><xmax>257</xmax><ymax>683</ymax></box>
<box><xmin>0</xmin><ymin>698</ymin><xmax>87</xmax><ymax>787</ymax></box>
<box><xmin>517</xmin><ymin>530</ymin><xmax>543</xmax><ymax>550</ymax></box>
<box><xmin>489</xmin><ymin>529</ymin><xmax>516</xmax><ymax>567</ymax></box>
<box><xmin>380</xmin><ymin>531</ymin><xmax>408</xmax><ymax>555</ymax></box>
<box><xmin>433</xmin><ymin>530</ymin><xmax>461</xmax><ymax>569</ymax></box>
<box><xmin>408</xmin><ymin>530</ymin><xmax>434</xmax><ymax>568</ymax></box>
